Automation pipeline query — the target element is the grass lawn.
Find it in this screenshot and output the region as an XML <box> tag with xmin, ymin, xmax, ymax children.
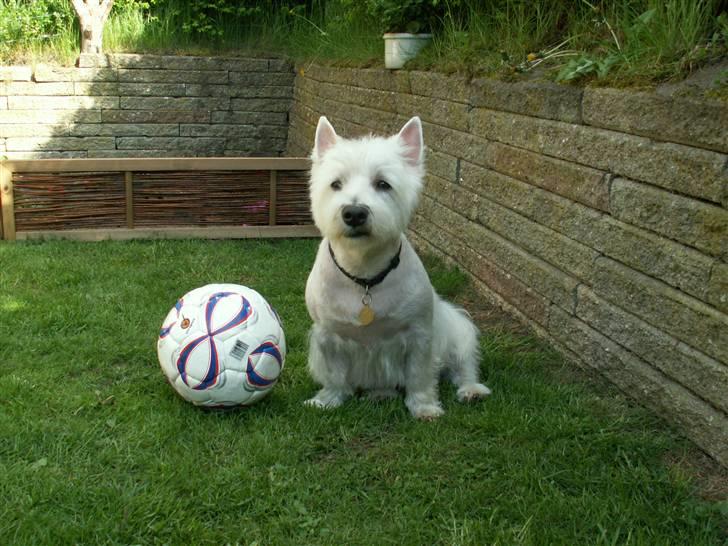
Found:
<box><xmin>0</xmin><ymin>239</ymin><xmax>725</xmax><ymax>545</ymax></box>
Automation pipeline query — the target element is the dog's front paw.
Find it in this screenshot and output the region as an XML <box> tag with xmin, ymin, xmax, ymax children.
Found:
<box><xmin>405</xmin><ymin>396</ymin><xmax>445</xmax><ymax>420</ymax></box>
<box><xmin>304</xmin><ymin>397</ymin><xmax>334</xmax><ymax>409</ymax></box>
<box><xmin>405</xmin><ymin>392</ymin><xmax>444</xmax><ymax>420</ymax></box>
<box><xmin>411</xmin><ymin>403</ymin><xmax>445</xmax><ymax>421</ymax></box>
<box><xmin>457</xmin><ymin>383</ymin><xmax>492</xmax><ymax>402</ymax></box>
<box><xmin>304</xmin><ymin>388</ymin><xmax>349</xmax><ymax>409</ymax></box>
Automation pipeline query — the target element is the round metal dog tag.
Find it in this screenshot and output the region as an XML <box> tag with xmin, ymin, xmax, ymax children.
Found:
<box><xmin>359</xmin><ymin>305</ymin><xmax>375</xmax><ymax>326</ymax></box>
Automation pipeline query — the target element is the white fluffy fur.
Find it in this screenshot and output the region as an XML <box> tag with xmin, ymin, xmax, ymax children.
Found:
<box><xmin>305</xmin><ymin>116</ymin><xmax>491</xmax><ymax>419</ymax></box>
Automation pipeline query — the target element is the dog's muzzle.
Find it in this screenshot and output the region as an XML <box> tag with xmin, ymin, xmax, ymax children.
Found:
<box><xmin>342</xmin><ymin>205</ymin><xmax>369</xmax><ymax>227</ymax></box>
<box><xmin>341</xmin><ymin>205</ymin><xmax>370</xmax><ymax>237</ymax></box>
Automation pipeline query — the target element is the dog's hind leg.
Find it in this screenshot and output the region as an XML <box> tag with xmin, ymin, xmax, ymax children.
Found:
<box><xmin>435</xmin><ymin>298</ymin><xmax>491</xmax><ymax>402</ymax></box>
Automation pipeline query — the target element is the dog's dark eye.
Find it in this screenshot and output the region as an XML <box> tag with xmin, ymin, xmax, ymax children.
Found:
<box><xmin>330</xmin><ymin>180</ymin><xmax>342</xmax><ymax>190</ymax></box>
<box><xmin>375</xmin><ymin>179</ymin><xmax>391</xmax><ymax>191</ymax></box>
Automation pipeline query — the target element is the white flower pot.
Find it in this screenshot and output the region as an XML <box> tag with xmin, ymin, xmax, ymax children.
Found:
<box><xmin>383</xmin><ymin>33</ymin><xmax>432</xmax><ymax>69</ymax></box>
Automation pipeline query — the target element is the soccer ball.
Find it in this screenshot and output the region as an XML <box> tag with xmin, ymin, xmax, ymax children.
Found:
<box><xmin>157</xmin><ymin>284</ymin><xmax>286</xmax><ymax>407</ymax></box>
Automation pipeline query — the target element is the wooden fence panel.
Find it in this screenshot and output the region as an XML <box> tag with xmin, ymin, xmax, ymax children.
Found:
<box><xmin>132</xmin><ymin>171</ymin><xmax>271</xmax><ymax>227</ymax></box>
<box><xmin>13</xmin><ymin>172</ymin><xmax>126</xmax><ymax>231</ymax></box>
<box><xmin>0</xmin><ymin>158</ymin><xmax>316</xmax><ymax>241</ymax></box>
<box><xmin>276</xmin><ymin>170</ymin><xmax>311</xmax><ymax>225</ymax></box>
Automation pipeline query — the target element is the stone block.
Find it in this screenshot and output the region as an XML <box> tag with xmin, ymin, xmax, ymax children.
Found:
<box><xmin>425</xmin><ymin>150</ymin><xmax>458</xmax><ymax>181</ymax></box>
<box><xmin>286</xmin><ymin>121</ymin><xmax>314</xmax><ymax>156</ymax></box>
<box><xmin>180</xmin><ymin>124</ymin><xmax>285</xmax><ymax>139</ymax></box>
<box><xmin>295</xmin><ymin>83</ymin><xmax>403</xmax><ymax>134</ymax></box>
<box><xmin>224</xmin><ymin>135</ymin><xmax>286</xmax><ymax>149</ymax></box>
<box><xmin>590</xmin><ymin>256</ymin><xmax>728</xmax><ymax>362</ymax></box>
<box><xmin>583</xmin><ymin>87</ymin><xmax>728</xmax><ymax>154</ymax></box>
<box><xmin>91</xmin><ymin>149</ymin><xmax>196</xmax><ymax>158</ymax></box>
<box><xmin>118</xmin><ymin>83</ymin><xmax>185</xmax><ymax>96</ymax></box>
<box><xmin>0</xmin><ymin>82</ymin><xmax>74</xmax><ymax>95</ymax></box>
<box><xmin>0</xmin><ymin>109</ymin><xmax>101</xmax><ymax>124</ymax></box>
<box><xmin>229</xmin><ymin>72</ymin><xmax>294</xmax><ymax>86</ymax></box>
<box><xmin>268</xmin><ymin>58</ymin><xmax>294</xmax><ymax>72</ymax></box>
<box><xmin>8</xmin><ymin>95</ymin><xmax>119</xmax><ymax>110</ymax></box>
<box><xmin>425</xmin><ymin>173</ymin><xmax>599</xmax><ymax>282</ymax></box>
<box><xmin>576</xmin><ymin>285</ymin><xmax>728</xmax><ymax>410</ymax></box>
<box><xmin>0</xmin><ymin>66</ymin><xmax>32</xmax><ymax>81</ymax></box>
<box><xmin>422</xmin><ymin>194</ymin><xmax>579</xmax><ymax>311</ymax></box>
<box><xmin>289</xmin><ymin>101</ymin><xmax>323</xmax><ymax>133</ymax></box>
<box><xmin>411</xmin><ymin>213</ymin><xmax>549</xmax><ymax>325</ymax></box>
<box><xmin>34</xmin><ymin>65</ymin><xmax>117</xmax><ymax>82</ymax></box>
<box><xmin>394</xmin><ymin>93</ymin><xmax>469</xmax><ymax>132</ymax></box>
<box><xmin>119</xmin><ymin>96</ymin><xmax>230</xmax><ymax>111</ymax></box>
<box><xmin>409</xmin><ymin>71</ymin><xmax>469</xmax><ymax>103</ymax></box>
<box><xmin>297</xmin><ymin>78</ymin><xmax>395</xmax><ymax>113</ymax></box>
<box><xmin>0</xmin><ymin>97</ymin><xmax>6</xmax><ymax>109</ymax></box>
<box><xmin>5</xmin><ymin>136</ymin><xmax>115</xmax><ymax>151</ymax></box>
<box><xmin>301</xmin><ymin>65</ymin><xmax>410</xmax><ymax>93</ymax></box>
<box><xmin>548</xmin><ymin>304</ymin><xmax>728</xmax><ymax>467</ymax></box>
<box><xmin>101</xmin><ymin>109</ymin><xmax>210</xmax><ymax>124</ymax></box>
<box><xmin>421</xmin><ymin>122</ymin><xmax>490</xmax><ymax>168</ymax></box>
<box><xmin>219</xmin><ymin>98</ymin><xmax>290</xmax><ymax>113</ymax></box>
<box><xmin>470</xmin><ymin>78</ymin><xmax>582</xmax><ymax>123</ymax></box>
<box><xmin>231</xmin><ymin>86</ymin><xmax>293</xmax><ymax>100</ymax></box>
<box><xmin>484</xmin><ymin>141</ymin><xmax>610</xmax><ymax>212</ymax></box>
<box><xmin>73</xmin><ymin>82</ymin><xmax>120</xmax><ymax>96</ymax></box>
<box><xmin>458</xmin><ymin>161</ymin><xmax>715</xmax><ymax>301</ymax></box>
<box><xmin>76</xmin><ymin>54</ymin><xmax>110</xmax><ymax>68</ymax></box>
<box><xmin>115</xmin><ymin>137</ymin><xmax>225</xmax><ymax>154</ymax></box>
<box><xmin>611</xmin><ymin>178</ymin><xmax>728</xmax><ymax>260</ymax></box>
<box><xmin>0</xmin><ymin>124</ymin><xmax>67</xmax><ymax>138</ymax></box>
<box><xmin>109</xmin><ymin>54</ymin><xmax>269</xmax><ymax>72</ymax></box>
<box><xmin>117</xmin><ymin>69</ymin><xmax>228</xmax><ymax>84</ymax></box>
<box><xmin>707</xmin><ymin>262</ymin><xmax>728</xmax><ymax>314</ymax></box>
<box><xmin>470</xmin><ymin>108</ymin><xmax>726</xmax><ymax>204</ymax></box>
<box><xmin>594</xmin><ymin>217</ymin><xmax>715</xmax><ymax>302</ymax></box>
<box><xmin>215</xmin><ymin>57</ymin><xmax>273</xmax><ymax>72</ymax></box>
<box><xmin>183</xmin><ymin>84</ymin><xmax>232</xmax><ymax>98</ymax></box>
<box><xmin>69</xmin><ymin>124</ymin><xmax>180</xmax><ymax>137</ymax></box>
<box><xmin>408</xmin><ymin>229</ymin><xmax>547</xmax><ymax>335</ymax></box>
<box><xmin>223</xmin><ymin>150</ymin><xmax>283</xmax><ymax>158</ymax></box>
<box><xmin>286</xmin><ymin>140</ymin><xmax>308</xmax><ymax>158</ymax></box>
<box><xmin>211</xmin><ymin>111</ymin><xmax>288</xmax><ymax>126</ymax></box>
<box><xmin>2</xmin><ymin>151</ymin><xmax>88</xmax><ymax>159</ymax></box>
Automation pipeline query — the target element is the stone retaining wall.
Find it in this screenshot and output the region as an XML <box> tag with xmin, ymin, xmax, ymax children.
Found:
<box><xmin>0</xmin><ymin>54</ymin><xmax>293</xmax><ymax>159</ymax></box>
<box><xmin>287</xmin><ymin>65</ymin><xmax>728</xmax><ymax>466</ymax></box>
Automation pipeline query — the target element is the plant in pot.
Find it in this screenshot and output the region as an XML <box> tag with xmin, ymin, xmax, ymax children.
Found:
<box><xmin>365</xmin><ymin>0</ymin><xmax>443</xmax><ymax>69</ymax></box>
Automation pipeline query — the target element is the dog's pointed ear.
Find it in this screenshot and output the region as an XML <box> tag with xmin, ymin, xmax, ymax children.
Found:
<box><xmin>313</xmin><ymin>116</ymin><xmax>338</xmax><ymax>161</ymax></box>
<box><xmin>397</xmin><ymin>116</ymin><xmax>424</xmax><ymax>167</ymax></box>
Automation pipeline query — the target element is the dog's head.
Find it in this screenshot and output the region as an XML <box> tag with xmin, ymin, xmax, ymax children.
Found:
<box><xmin>308</xmin><ymin>116</ymin><xmax>424</xmax><ymax>247</ymax></box>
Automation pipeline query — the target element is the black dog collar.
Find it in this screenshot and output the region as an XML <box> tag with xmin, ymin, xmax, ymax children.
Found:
<box><xmin>328</xmin><ymin>243</ymin><xmax>402</xmax><ymax>291</ymax></box>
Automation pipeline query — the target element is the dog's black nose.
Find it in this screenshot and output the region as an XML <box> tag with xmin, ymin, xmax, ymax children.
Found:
<box><xmin>342</xmin><ymin>205</ymin><xmax>369</xmax><ymax>227</ymax></box>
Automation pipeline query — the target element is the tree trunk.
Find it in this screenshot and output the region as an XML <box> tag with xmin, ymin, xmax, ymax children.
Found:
<box><xmin>71</xmin><ymin>0</ymin><xmax>115</xmax><ymax>54</ymax></box>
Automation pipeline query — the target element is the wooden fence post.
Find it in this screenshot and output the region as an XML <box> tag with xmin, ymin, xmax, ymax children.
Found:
<box><xmin>124</xmin><ymin>171</ymin><xmax>134</xmax><ymax>229</ymax></box>
<box><xmin>269</xmin><ymin>170</ymin><xmax>278</xmax><ymax>226</ymax></box>
<box><xmin>0</xmin><ymin>164</ymin><xmax>15</xmax><ymax>241</ymax></box>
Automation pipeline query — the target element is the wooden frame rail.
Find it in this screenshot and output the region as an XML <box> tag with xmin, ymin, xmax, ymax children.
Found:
<box><xmin>0</xmin><ymin>157</ymin><xmax>319</xmax><ymax>241</ymax></box>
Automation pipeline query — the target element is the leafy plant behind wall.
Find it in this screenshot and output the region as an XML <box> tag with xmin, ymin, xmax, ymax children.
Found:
<box><xmin>0</xmin><ymin>0</ymin><xmax>75</xmax><ymax>57</ymax></box>
<box><xmin>362</xmin><ymin>0</ymin><xmax>448</xmax><ymax>34</ymax></box>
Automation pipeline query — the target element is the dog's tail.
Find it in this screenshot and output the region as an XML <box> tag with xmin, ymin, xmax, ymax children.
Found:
<box><xmin>433</xmin><ymin>295</ymin><xmax>481</xmax><ymax>375</ymax></box>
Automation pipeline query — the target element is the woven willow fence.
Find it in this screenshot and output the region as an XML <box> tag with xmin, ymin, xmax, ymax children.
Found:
<box><xmin>0</xmin><ymin>158</ymin><xmax>318</xmax><ymax>241</ymax></box>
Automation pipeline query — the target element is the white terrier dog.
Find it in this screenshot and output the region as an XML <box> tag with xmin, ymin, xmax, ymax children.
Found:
<box><xmin>304</xmin><ymin>116</ymin><xmax>491</xmax><ymax>419</ymax></box>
